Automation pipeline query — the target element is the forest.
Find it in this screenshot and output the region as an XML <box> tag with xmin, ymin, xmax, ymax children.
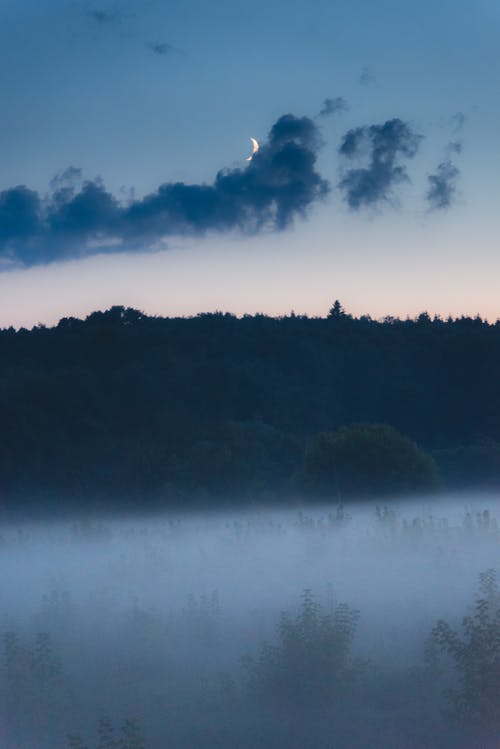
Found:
<box><xmin>1</xmin><ymin>302</ymin><xmax>499</xmax><ymax>511</ymax></box>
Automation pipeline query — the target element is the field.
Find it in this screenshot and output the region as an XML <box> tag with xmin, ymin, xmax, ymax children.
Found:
<box><xmin>1</xmin><ymin>493</ymin><xmax>498</xmax><ymax>748</ymax></box>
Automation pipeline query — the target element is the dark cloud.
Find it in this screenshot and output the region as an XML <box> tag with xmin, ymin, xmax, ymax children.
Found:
<box><xmin>0</xmin><ymin>187</ymin><xmax>42</xmax><ymax>245</ymax></box>
<box><xmin>338</xmin><ymin>118</ymin><xmax>423</xmax><ymax>209</ymax></box>
<box><xmin>148</xmin><ymin>41</ymin><xmax>174</xmax><ymax>56</ymax></box>
<box><xmin>359</xmin><ymin>67</ymin><xmax>376</xmax><ymax>86</ymax></box>
<box><xmin>318</xmin><ymin>97</ymin><xmax>348</xmax><ymax>118</ymax></box>
<box><xmin>48</xmin><ymin>180</ymin><xmax>121</xmax><ymax>238</ymax></box>
<box><xmin>426</xmin><ymin>149</ymin><xmax>461</xmax><ymax>211</ymax></box>
<box><xmin>0</xmin><ymin>114</ymin><xmax>329</xmax><ymax>268</ymax></box>
<box><xmin>88</xmin><ymin>8</ymin><xmax>120</xmax><ymax>23</ymax></box>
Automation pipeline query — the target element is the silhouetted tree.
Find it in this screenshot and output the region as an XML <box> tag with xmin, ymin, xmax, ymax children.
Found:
<box><xmin>299</xmin><ymin>423</ymin><xmax>440</xmax><ymax>498</ymax></box>
<box><xmin>328</xmin><ymin>299</ymin><xmax>345</xmax><ymax>318</ymax></box>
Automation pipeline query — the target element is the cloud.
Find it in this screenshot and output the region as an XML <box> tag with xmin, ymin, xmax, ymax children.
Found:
<box><xmin>425</xmin><ymin>134</ymin><xmax>463</xmax><ymax>211</ymax></box>
<box><xmin>148</xmin><ymin>41</ymin><xmax>174</xmax><ymax>56</ymax></box>
<box><xmin>426</xmin><ymin>140</ymin><xmax>462</xmax><ymax>211</ymax></box>
<box><xmin>426</xmin><ymin>161</ymin><xmax>460</xmax><ymax>211</ymax></box>
<box><xmin>446</xmin><ymin>140</ymin><xmax>462</xmax><ymax>156</ymax></box>
<box><xmin>0</xmin><ymin>114</ymin><xmax>329</xmax><ymax>268</ymax></box>
<box><xmin>0</xmin><ymin>187</ymin><xmax>42</xmax><ymax>246</ymax></box>
<box><xmin>88</xmin><ymin>8</ymin><xmax>120</xmax><ymax>23</ymax></box>
<box><xmin>450</xmin><ymin>111</ymin><xmax>466</xmax><ymax>133</ymax></box>
<box><xmin>338</xmin><ymin>118</ymin><xmax>423</xmax><ymax>209</ymax></box>
<box><xmin>49</xmin><ymin>166</ymin><xmax>83</xmax><ymax>192</ymax></box>
<box><xmin>359</xmin><ymin>67</ymin><xmax>376</xmax><ymax>86</ymax></box>
<box><xmin>318</xmin><ymin>97</ymin><xmax>348</xmax><ymax>118</ymax></box>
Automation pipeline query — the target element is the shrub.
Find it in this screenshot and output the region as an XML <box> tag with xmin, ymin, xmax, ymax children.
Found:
<box><xmin>242</xmin><ymin>589</ymin><xmax>361</xmax><ymax>705</ymax></box>
<box><xmin>300</xmin><ymin>423</ymin><xmax>440</xmax><ymax>499</ymax></box>
<box><xmin>432</xmin><ymin>569</ymin><xmax>500</xmax><ymax>729</ymax></box>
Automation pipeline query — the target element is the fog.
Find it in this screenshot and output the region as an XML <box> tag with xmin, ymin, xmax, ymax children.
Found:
<box><xmin>1</xmin><ymin>493</ymin><xmax>498</xmax><ymax>748</ymax></box>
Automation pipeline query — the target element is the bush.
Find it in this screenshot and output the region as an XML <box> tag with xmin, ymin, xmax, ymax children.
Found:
<box><xmin>432</xmin><ymin>569</ymin><xmax>500</xmax><ymax>729</ymax></box>
<box><xmin>242</xmin><ymin>589</ymin><xmax>361</xmax><ymax>705</ymax></box>
<box><xmin>300</xmin><ymin>423</ymin><xmax>440</xmax><ymax>499</ymax></box>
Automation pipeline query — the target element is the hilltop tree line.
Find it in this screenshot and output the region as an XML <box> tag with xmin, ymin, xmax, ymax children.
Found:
<box><xmin>0</xmin><ymin>302</ymin><xmax>499</xmax><ymax>510</ymax></box>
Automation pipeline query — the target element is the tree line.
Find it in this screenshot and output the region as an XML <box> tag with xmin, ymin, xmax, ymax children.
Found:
<box><xmin>0</xmin><ymin>302</ymin><xmax>499</xmax><ymax>510</ymax></box>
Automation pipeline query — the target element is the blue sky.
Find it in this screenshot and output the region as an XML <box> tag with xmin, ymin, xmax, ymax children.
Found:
<box><xmin>0</xmin><ymin>0</ymin><xmax>498</xmax><ymax>326</ymax></box>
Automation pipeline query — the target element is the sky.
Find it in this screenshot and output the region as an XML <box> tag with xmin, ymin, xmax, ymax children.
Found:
<box><xmin>0</xmin><ymin>0</ymin><xmax>499</xmax><ymax>327</ymax></box>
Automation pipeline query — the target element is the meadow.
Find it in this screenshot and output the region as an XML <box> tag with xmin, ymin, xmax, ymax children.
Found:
<box><xmin>1</xmin><ymin>493</ymin><xmax>498</xmax><ymax>749</ymax></box>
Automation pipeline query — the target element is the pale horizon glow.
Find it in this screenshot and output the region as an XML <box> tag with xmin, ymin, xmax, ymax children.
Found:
<box><xmin>1</xmin><ymin>224</ymin><xmax>498</xmax><ymax>329</ymax></box>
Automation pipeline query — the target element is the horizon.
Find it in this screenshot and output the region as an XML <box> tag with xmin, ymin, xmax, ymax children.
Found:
<box><xmin>2</xmin><ymin>299</ymin><xmax>499</xmax><ymax>332</ymax></box>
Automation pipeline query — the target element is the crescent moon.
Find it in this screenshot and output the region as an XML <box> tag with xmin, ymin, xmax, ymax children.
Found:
<box><xmin>246</xmin><ymin>137</ymin><xmax>259</xmax><ymax>161</ymax></box>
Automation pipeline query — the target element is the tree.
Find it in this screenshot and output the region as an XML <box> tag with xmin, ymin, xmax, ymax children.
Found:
<box><xmin>328</xmin><ymin>300</ymin><xmax>345</xmax><ymax>318</ymax></box>
<box><xmin>300</xmin><ymin>423</ymin><xmax>440</xmax><ymax>499</ymax></box>
<box><xmin>242</xmin><ymin>589</ymin><xmax>361</xmax><ymax>705</ymax></box>
<box><xmin>432</xmin><ymin>569</ymin><xmax>500</xmax><ymax>730</ymax></box>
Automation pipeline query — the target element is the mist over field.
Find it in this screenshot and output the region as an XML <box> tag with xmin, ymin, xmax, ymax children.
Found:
<box><xmin>1</xmin><ymin>492</ymin><xmax>498</xmax><ymax>749</ymax></box>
